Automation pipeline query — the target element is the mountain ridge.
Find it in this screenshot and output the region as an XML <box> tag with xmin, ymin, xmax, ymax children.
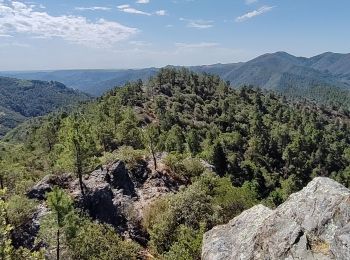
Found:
<box><xmin>2</xmin><ymin>51</ymin><xmax>350</xmax><ymax>97</ymax></box>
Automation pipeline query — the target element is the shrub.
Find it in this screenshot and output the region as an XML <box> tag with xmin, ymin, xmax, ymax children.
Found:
<box><xmin>181</xmin><ymin>158</ymin><xmax>205</xmax><ymax>179</ymax></box>
<box><xmin>7</xmin><ymin>195</ymin><xmax>37</xmax><ymax>227</ymax></box>
<box><xmin>114</xmin><ymin>146</ymin><xmax>146</xmax><ymax>170</ymax></box>
<box><xmin>145</xmin><ymin>172</ymin><xmax>257</xmax><ymax>256</ymax></box>
<box><xmin>68</xmin><ymin>221</ymin><xmax>140</xmax><ymax>260</ymax></box>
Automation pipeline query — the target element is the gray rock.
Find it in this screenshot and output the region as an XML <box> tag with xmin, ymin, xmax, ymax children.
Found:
<box><xmin>108</xmin><ymin>161</ymin><xmax>136</xmax><ymax>195</ymax></box>
<box><xmin>27</xmin><ymin>173</ymin><xmax>73</xmax><ymax>200</ymax></box>
<box><xmin>11</xmin><ymin>204</ymin><xmax>48</xmax><ymax>249</ymax></box>
<box><xmin>26</xmin><ymin>159</ymin><xmax>180</xmax><ymax>247</ymax></box>
<box><xmin>74</xmin><ymin>164</ymin><xmax>127</xmax><ymax>228</ymax></box>
<box><xmin>202</xmin><ymin>177</ymin><xmax>350</xmax><ymax>260</ymax></box>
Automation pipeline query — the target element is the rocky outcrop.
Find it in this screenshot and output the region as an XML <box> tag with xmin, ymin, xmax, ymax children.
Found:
<box><xmin>69</xmin><ymin>162</ymin><xmax>133</xmax><ymax>229</ymax></box>
<box><xmin>202</xmin><ymin>177</ymin><xmax>350</xmax><ymax>260</ymax></box>
<box><xmin>26</xmin><ymin>158</ymin><xmax>180</xmax><ymax>247</ymax></box>
<box><xmin>11</xmin><ymin>204</ymin><xmax>48</xmax><ymax>249</ymax></box>
<box><xmin>27</xmin><ymin>173</ymin><xmax>73</xmax><ymax>200</ymax></box>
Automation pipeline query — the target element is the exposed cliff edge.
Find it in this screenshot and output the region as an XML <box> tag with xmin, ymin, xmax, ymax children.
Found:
<box><xmin>202</xmin><ymin>177</ymin><xmax>350</xmax><ymax>260</ymax></box>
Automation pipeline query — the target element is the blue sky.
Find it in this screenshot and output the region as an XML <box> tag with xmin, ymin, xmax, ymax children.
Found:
<box><xmin>0</xmin><ymin>0</ymin><xmax>349</xmax><ymax>70</ymax></box>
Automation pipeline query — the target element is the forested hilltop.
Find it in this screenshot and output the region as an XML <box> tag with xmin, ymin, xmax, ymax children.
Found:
<box><xmin>3</xmin><ymin>52</ymin><xmax>350</xmax><ymax>112</ymax></box>
<box><xmin>0</xmin><ymin>76</ymin><xmax>90</xmax><ymax>137</ymax></box>
<box><xmin>1</xmin><ymin>68</ymin><xmax>350</xmax><ymax>259</ymax></box>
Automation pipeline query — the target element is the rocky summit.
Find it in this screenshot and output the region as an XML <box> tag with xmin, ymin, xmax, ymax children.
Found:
<box><xmin>202</xmin><ymin>177</ymin><xmax>350</xmax><ymax>260</ymax></box>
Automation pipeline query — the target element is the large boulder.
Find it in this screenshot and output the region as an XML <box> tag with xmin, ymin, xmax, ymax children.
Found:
<box><xmin>202</xmin><ymin>177</ymin><xmax>350</xmax><ymax>260</ymax></box>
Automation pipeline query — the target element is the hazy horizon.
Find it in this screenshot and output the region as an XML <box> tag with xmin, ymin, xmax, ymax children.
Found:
<box><xmin>1</xmin><ymin>50</ymin><xmax>349</xmax><ymax>72</ymax></box>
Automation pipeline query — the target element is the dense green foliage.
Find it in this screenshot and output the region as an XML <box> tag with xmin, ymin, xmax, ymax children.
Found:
<box><xmin>282</xmin><ymin>84</ymin><xmax>350</xmax><ymax>112</ymax></box>
<box><xmin>143</xmin><ymin>173</ymin><xmax>256</xmax><ymax>258</ymax></box>
<box><xmin>0</xmin><ymin>68</ymin><xmax>350</xmax><ymax>258</ymax></box>
<box><xmin>0</xmin><ymin>76</ymin><xmax>90</xmax><ymax>137</ymax></box>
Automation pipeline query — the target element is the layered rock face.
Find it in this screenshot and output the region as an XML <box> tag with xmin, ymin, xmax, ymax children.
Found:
<box><xmin>202</xmin><ymin>177</ymin><xmax>350</xmax><ymax>260</ymax></box>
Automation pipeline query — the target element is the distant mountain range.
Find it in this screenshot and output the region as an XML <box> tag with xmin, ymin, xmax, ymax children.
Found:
<box><xmin>193</xmin><ymin>52</ymin><xmax>350</xmax><ymax>89</ymax></box>
<box><xmin>0</xmin><ymin>77</ymin><xmax>90</xmax><ymax>137</ymax></box>
<box><xmin>0</xmin><ymin>68</ymin><xmax>159</xmax><ymax>97</ymax></box>
<box><xmin>1</xmin><ymin>51</ymin><xmax>350</xmax><ymax>108</ymax></box>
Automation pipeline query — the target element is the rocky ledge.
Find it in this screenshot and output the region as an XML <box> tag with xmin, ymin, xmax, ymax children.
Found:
<box><xmin>202</xmin><ymin>177</ymin><xmax>350</xmax><ymax>260</ymax></box>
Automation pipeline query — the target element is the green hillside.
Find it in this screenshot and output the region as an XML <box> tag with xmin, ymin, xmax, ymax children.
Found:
<box><xmin>3</xmin><ymin>52</ymin><xmax>350</xmax><ymax>110</ymax></box>
<box><xmin>0</xmin><ymin>76</ymin><xmax>90</xmax><ymax>137</ymax></box>
<box><xmin>1</xmin><ymin>68</ymin><xmax>349</xmax><ymax>259</ymax></box>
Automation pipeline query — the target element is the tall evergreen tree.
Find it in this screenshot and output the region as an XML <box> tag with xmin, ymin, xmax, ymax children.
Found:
<box><xmin>47</xmin><ymin>187</ymin><xmax>73</xmax><ymax>260</ymax></box>
<box><xmin>212</xmin><ymin>141</ymin><xmax>228</xmax><ymax>177</ymax></box>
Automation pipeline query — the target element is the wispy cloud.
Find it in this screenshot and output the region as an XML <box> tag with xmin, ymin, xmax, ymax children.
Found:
<box><xmin>235</xmin><ymin>5</ymin><xmax>275</xmax><ymax>22</ymax></box>
<box><xmin>180</xmin><ymin>18</ymin><xmax>214</xmax><ymax>29</ymax></box>
<box><xmin>155</xmin><ymin>10</ymin><xmax>167</xmax><ymax>16</ymax></box>
<box><xmin>0</xmin><ymin>1</ymin><xmax>138</xmax><ymax>47</ymax></box>
<box><xmin>0</xmin><ymin>40</ymin><xmax>30</xmax><ymax>48</ymax></box>
<box><xmin>75</xmin><ymin>6</ymin><xmax>111</xmax><ymax>11</ymax></box>
<box><xmin>136</xmin><ymin>0</ymin><xmax>150</xmax><ymax>4</ymax></box>
<box><xmin>245</xmin><ymin>0</ymin><xmax>258</xmax><ymax>5</ymax></box>
<box><xmin>175</xmin><ymin>42</ymin><xmax>219</xmax><ymax>48</ymax></box>
<box><xmin>0</xmin><ymin>34</ymin><xmax>13</xmax><ymax>37</ymax></box>
<box><xmin>130</xmin><ymin>40</ymin><xmax>152</xmax><ymax>46</ymax></box>
<box><xmin>117</xmin><ymin>4</ymin><xmax>151</xmax><ymax>16</ymax></box>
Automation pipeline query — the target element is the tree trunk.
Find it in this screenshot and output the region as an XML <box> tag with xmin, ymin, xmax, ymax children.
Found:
<box><xmin>78</xmin><ymin>168</ymin><xmax>85</xmax><ymax>196</ymax></box>
<box><xmin>152</xmin><ymin>151</ymin><xmax>157</xmax><ymax>170</ymax></box>
<box><xmin>114</xmin><ymin>114</ymin><xmax>117</xmax><ymax>135</ymax></box>
<box><xmin>74</xmin><ymin>140</ymin><xmax>85</xmax><ymax>196</ymax></box>
<box><xmin>56</xmin><ymin>228</ymin><xmax>60</xmax><ymax>260</ymax></box>
<box><xmin>150</xmin><ymin>142</ymin><xmax>157</xmax><ymax>170</ymax></box>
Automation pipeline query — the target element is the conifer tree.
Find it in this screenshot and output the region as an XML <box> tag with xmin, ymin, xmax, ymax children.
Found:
<box><xmin>143</xmin><ymin>123</ymin><xmax>160</xmax><ymax>170</ymax></box>
<box><xmin>47</xmin><ymin>187</ymin><xmax>73</xmax><ymax>260</ymax></box>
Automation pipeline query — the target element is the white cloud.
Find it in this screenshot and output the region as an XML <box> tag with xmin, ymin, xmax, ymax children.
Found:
<box><xmin>175</xmin><ymin>42</ymin><xmax>219</xmax><ymax>48</ymax></box>
<box><xmin>180</xmin><ymin>18</ymin><xmax>214</xmax><ymax>29</ymax></box>
<box><xmin>117</xmin><ymin>4</ymin><xmax>151</xmax><ymax>16</ymax></box>
<box><xmin>155</xmin><ymin>10</ymin><xmax>167</xmax><ymax>16</ymax></box>
<box><xmin>245</xmin><ymin>0</ymin><xmax>258</xmax><ymax>5</ymax></box>
<box><xmin>117</xmin><ymin>4</ymin><xmax>130</xmax><ymax>9</ymax></box>
<box><xmin>136</xmin><ymin>0</ymin><xmax>150</xmax><ymax>4</ymax></box>
<box><xmin>75</xmin><ymin>6</ymin><xmax>111</xmax><ymax>11</ymax></box>
<box><xmin>235</xmin><ymin>5</ymin><xmax>274</xmax><ymax>22</ymax></box>
<box><xmin>130</xmin><ymin>40</ymin><xmax>151</xmax><ymax>46</ymax></box>
<box><xmin>0</xmin><ymin>41</ymin><xmax>30</xmax><ymax>48</ymax></box>
<box><xmin>0</xmin><ymin>1</ymin><xmax>138</xmax><ymax>47</ymax></box>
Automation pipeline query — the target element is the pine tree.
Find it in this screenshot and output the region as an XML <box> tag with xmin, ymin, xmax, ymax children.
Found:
<box><xmin>186</xmin><ymin>129</ymin><xmax>201</xmax><ymax>156</ymax></box>
<box><xmin>56</xmin><ymin>113</ymin><xmax>97</xmax><ymax>196</ymax></box>
<box><xmin>212</xmin><ymin>141</ymin><xmax>227</xmax><ymax>177</ymax></box>
<box><xmin>143</xmin><ymin>123</ymin><xmax>160</xmax><ymax>170</ymax></box>
<box><xmin>47</xmin><ymin>187</ymin><xmax>73</xmax><ymax>260</ymax></box>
